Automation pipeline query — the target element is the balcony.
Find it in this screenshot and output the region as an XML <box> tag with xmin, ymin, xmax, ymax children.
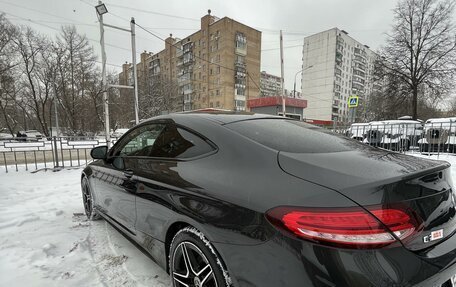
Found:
<box><xmin>235</xmin><ymin>45</ymin><xmax>247</xmax><ymax>56</ymax></box>
<box><xmin>176</xmin><ymin>47</ymin><xmax>183</xmax><ymax>57</ymax></box>
<box><xmin>352</xmin><ymin>76</ymin><xmax>365</xmax><ymax>86</ymax></box>
<box><xmin>235</xmin><ymin>61</ymin><xmax>246</xmax><ymax>68</ymax></box>
<box><xmin>353</xmin><ymin>63</ymin><xmax>366</xmax><ymax>73</ymax></box>
<box><xmin>183</xmin><ymin>87</ymin><xmax>193</xmax><ymax>95</ymax></box>
<box><xmin>183</xmin><ymin>42</ymin><xmax>193</xmax><ymax>53</ymax></box>
<box><xmin>178</xmin><ymin>75</ymin><xmax>191</xmax><ymax>85</ymax></box>
<box><xmin>336</xmin><ymin>36</ymin><xmax>344</xmax><ymax>46</ymax></box>
<box><xmin>354</xmin><ymin>55</ymin><xmax>367</xmax><ymax>65</ymax></box>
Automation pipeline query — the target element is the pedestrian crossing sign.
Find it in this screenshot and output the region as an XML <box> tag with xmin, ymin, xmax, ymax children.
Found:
<box><xmin>348</xmin><ymin>95</ymin><xmax>359</xmax><ymax>108</ymax></box>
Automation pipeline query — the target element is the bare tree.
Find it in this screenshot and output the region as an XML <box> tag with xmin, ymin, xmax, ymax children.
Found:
<box><xmin>140</xmin><ymin>75</ymin><xmax>180</xmax><ymax>118</ymax></box>
<box><xmin>12</xmin><ymin>27</ymin><xmax>55</xmax><ymax>136</ymax></box>
<box><xmin>379</xmin><ymin>0</ymin><xmax>456</xmax><ymax>120</ymax></box>
<box><xmin>0</xmin><ymin>15</ymin><xmax>20</xmax><ymax>135</ymax></box>
<box><xmin>56</xmin><ymin>25</ymin><xmax>97</xmax><ymax>133</ymax></box>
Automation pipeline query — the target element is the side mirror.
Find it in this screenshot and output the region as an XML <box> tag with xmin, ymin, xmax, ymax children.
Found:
<box><xmin>91</xmin><ymin>146</ymin><xmax>108</xmax><ymax>160</ymax></box>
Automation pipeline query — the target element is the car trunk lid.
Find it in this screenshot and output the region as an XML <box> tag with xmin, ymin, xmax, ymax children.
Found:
<box><xmin>278</xmin><ymin>150</ymin><xmax>456</xmax><ymax>251</ymax></box>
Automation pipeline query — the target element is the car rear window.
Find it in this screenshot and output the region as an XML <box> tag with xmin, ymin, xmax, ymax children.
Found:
<box><xmin>226</xmin><ymin>119</ymin><xmax>356</xmax><ymax>153</ymax></box>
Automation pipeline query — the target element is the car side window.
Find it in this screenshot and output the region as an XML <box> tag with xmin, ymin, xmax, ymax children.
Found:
<box><xmin>113</xmin><ymin>122</ymin><xmax>214</xmax><ymax>159</ymax></box>
<box><xmin>118</xmin><ymin>124</ymin><xmax>166</xmax><ymax>156</ymax></box>
<box><xmin>149</xmin><ymin>123</ymin><xmax>215</xmax><ymax>159</ymax></box>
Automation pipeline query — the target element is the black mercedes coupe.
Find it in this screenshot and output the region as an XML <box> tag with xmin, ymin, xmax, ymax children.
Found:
<box><xmin>82</xmin><ymin>112</ymin><xmax>456</xmax><ymax>287</ymax></box>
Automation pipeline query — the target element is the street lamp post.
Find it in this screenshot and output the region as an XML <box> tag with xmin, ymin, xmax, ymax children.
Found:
<box><xmin>96</xmin><ymin>2</ymin><xmax>139</xmax><ymax>148</ymax></box>
<box><xmin>96</xmin><ymin>1</ymin><xmax>110</xmax><ymax>147</ymax></box>
<box><xmin>293</xmin><ymin>65</ymin><xmax>313</xmax><ymax>98</ymax></box>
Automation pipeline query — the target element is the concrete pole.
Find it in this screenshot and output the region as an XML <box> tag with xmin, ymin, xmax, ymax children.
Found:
<box><xmin>98</xmin><ymin>1</ymin><xmax>110</xmax><ymax>147</ymax></box>
<box><xmin>280</xmin><ymin>30</ymin><xmax>286</xmax><ymax>117</ymax></box>
<box><xmin>131</xmin><ymin>17</ymin><xmax>139</xmax><ymax>125</ymax></box>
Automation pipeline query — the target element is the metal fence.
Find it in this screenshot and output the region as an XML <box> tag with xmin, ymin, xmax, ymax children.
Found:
<box><xmin>0</xmin><ymin>136</ymin><xmax>118</xmax><ymax>173</ymax></box>
<box><xmin>2</xmin><ymin>120</ymin><xmax>455</xmax><ymax>172</ymax></box>
<box><xmin>335</xmin><ymin>120</ymin><xmax>456</xmax><ymax>155</ymax></box>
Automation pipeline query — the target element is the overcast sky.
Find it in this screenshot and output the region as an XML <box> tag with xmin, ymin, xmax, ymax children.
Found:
<box><xmin>1</xmin><ymin>0</ymin><xmax>414</xmax><ymax>90</ymax></box>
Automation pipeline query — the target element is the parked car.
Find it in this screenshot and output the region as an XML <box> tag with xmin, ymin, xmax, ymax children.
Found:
<box><xmin>25</xmin><ymin>130</ymin><xmax>43</xmax><ymax>140</ymax></box>
<box><xmin>82</xmin><ymin>111</ymin><xmax>456</xmax><ymax>287</ymax></box>
<box><xmin>418</xmin><ymin>117</ymin><xmax>456</xmax><ymax>153</ymax></box>
<box><xmin>0</xmin><ymin>128</ymin><xmax>12</xmax><ymax>140</ymax></box>
<box><xmin>347</xmin><ymin>122</ymin><xmax>369</xmax><ymax>141</ymax></box>
<box><xmin>363</xmin><ymin>120</ymin><xmax>423</xmax><ymax>151</ymax></box>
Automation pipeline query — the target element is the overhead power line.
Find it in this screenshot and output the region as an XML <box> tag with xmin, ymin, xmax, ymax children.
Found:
<box><xmin>102</xmin><ymin>3</ymin><xmax>200</xmax><ymax>22</ymax></box>
<box><xmin>261</xmin><ymin>45</ymin><xmax>302</xmax><ymax>52</ymax></box>
<box><xmin>2</xmin><ymin>10</ymin><xmax>134</xmax><ymax>53</ymax></box>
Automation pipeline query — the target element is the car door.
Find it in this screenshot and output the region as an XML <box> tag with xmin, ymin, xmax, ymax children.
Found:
<box><xmin>132</xmin><ymin>122</ymin><xmax>217</xmax><ymax>247</ymax></box>
<box><xmin>95</xmin><ymin>122</ymin><xmax>167</xmax><ymax>233</ymax></box>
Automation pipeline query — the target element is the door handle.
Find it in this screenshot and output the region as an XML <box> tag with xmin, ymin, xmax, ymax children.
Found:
<box><xmin>123</xmin><ymin>169</ymin><xmax>134</xmax><ymax>178</ymax></box>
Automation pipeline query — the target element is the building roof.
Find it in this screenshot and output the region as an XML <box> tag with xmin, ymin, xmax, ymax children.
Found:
<box><xmin>247</xmin><ymin>96</ymin><xmax>307</xmax><ymax>109</ymax></box>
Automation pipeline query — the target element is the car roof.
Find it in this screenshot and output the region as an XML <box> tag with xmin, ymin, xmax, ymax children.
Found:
<box><xmin>426</xmin><ymin>117</ymin><xmax>456</xmax><ymax>123</ymax></box>
<box><xmin>144</xmin><ymin>110</ymin><xmax>285</xmax><ymax>125</ymax></box>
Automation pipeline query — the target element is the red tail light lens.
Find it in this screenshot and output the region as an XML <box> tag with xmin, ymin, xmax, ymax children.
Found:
<box><xmin>266</xmin><ymin>206</ymin><xmax>417</xmax><ymax>249</ymax></box>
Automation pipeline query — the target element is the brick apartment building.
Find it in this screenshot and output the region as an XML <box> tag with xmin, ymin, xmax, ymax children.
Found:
<box><xmin>119</xmin><ymin>10</ymin><xmax>261</xmax><ymax>116</ymax></box>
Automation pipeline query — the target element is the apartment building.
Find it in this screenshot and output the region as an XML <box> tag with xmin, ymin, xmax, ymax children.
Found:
<box><xmin>301</xmin><ymin>28</ymin><xmax>378</xmax><ymax>124</ymax></box>
<box><xmin>119</xmin><ymin>10</ymin><xmax>261</xmax><ymax>116</ymax></box>
<box><xmin>260</xmin><ymin>71</ymin><xmax>281</xmax><ymax>97</ymax></box>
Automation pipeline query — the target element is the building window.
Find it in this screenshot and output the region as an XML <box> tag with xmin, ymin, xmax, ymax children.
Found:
<box><xmin>216</xmin><ymin>89</ymin><xmax>219</xmax><ymax>96</ymax></box>
<box><xmin>210</xmin><ymin>68</ymin><xmax>213</xmax><ymax>75</ymax></box>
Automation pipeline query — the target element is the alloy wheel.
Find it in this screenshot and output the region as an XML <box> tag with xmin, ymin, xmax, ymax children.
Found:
<box><xmin>82</xmin><ymin>180</ymin><xmax>92</xmax><ymax>217</ymax></box>
<box><xmin>172</xmin><ymin>241</ymin><xmax>217</xmax><ymax>287</ymax></box>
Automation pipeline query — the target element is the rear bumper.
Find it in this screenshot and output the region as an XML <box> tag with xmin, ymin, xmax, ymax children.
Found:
<box><xmin>213</xmin><ymin>233</ymin><xmax>456</xmax><ymax>287</ymax></box>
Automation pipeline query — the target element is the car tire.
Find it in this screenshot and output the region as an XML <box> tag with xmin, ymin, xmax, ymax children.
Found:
<box><xmin>419</xmin><ymin>143</ymin><xmax>429</xmax><ymax>153</ymax></box>
<box><xmin>448</xmin><ymin>144</ymin><xmax>456</xmax><ymax>154</ymax></box>
<box><xmin>81</xmin><ymin>177</ymin><xmax>101</xmax><ymax>221</ymax></box>
<box><xmin>169</xmin><ymin>227</ymin><xmax>232</xmax><ymax>287</ymax></box>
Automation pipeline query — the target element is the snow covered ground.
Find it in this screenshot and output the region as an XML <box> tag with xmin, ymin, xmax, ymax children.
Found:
<box><xmin>1</xmin><ymin>153</ymin><xmax>456</xmax><ymax>287</ymax></box>
<box><xmin>0</xmin><ymin>168</ymin><xmax>171</xmax><ymax>287</ymax></box>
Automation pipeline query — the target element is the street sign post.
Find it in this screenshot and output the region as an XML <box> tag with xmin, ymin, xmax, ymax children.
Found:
<box><xmin>348</xmin><ymin>95</ymin><xmax>359</xmax><ymax>108</ymax></box>
<box><xmin>348</xmin><ymin>95</ymin><xmax>359</xmax><ymax>123</ymax></box>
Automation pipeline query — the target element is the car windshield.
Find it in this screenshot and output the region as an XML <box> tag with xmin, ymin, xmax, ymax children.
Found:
<box><xmin>226</xmin><ymin>119</ymin><xmax>359</xmax><ymax>153</ymax></box>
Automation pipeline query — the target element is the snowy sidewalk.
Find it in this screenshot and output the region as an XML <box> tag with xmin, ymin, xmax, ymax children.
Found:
<box><xmin>0</xmin><ymin>168</ymin><xmax>171</xmax><ymax>287</ymax></box>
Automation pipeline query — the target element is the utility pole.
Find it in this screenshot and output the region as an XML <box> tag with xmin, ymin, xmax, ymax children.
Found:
<box><xmin>97</xmin><ymin>1</ymin><xmax>110</xmax><ymax>148</ymax></box>
<box><xmin>280</xmin><ymin>30</ymin><xmax>285</xmax><ymax>117</ymax></box>
<box><xmin>54</xmin><ymin>95</ymin><xmax>60</xmax><ymax>137</ymax></box>
<box><xmin>131</xmin><ymin>17</ymin><xmax>139</xmax><ymax>125</ymax></box>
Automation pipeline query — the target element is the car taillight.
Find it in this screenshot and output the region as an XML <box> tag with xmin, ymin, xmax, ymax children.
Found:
<box><xmin>266</xmin><ymin>206</ymin><xmax>417</xmax><ymax>249</ymax></box>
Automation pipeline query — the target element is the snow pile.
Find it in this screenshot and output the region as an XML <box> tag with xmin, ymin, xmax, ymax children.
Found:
<box><xmin>0</xmin><ymin>168</ymin><xmax>171</xmax><ymax>287</ymax></box>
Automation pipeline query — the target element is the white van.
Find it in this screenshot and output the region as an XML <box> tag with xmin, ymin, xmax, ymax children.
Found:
<box><xmin>362</xmin><ymin>120</ymin><xmax>423</xmax><ymax>151</ymax></box>
<box><xmin>418</xmin><ymin>117</ymin><xmax>456</xmax><ymax>153</ymax></box>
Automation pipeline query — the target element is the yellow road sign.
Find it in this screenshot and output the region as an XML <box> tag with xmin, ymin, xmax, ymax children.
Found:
<box><xmin>348</xmin><ymin>95</ymin><xmax>359</xmax><ymax>108</ymax></box>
